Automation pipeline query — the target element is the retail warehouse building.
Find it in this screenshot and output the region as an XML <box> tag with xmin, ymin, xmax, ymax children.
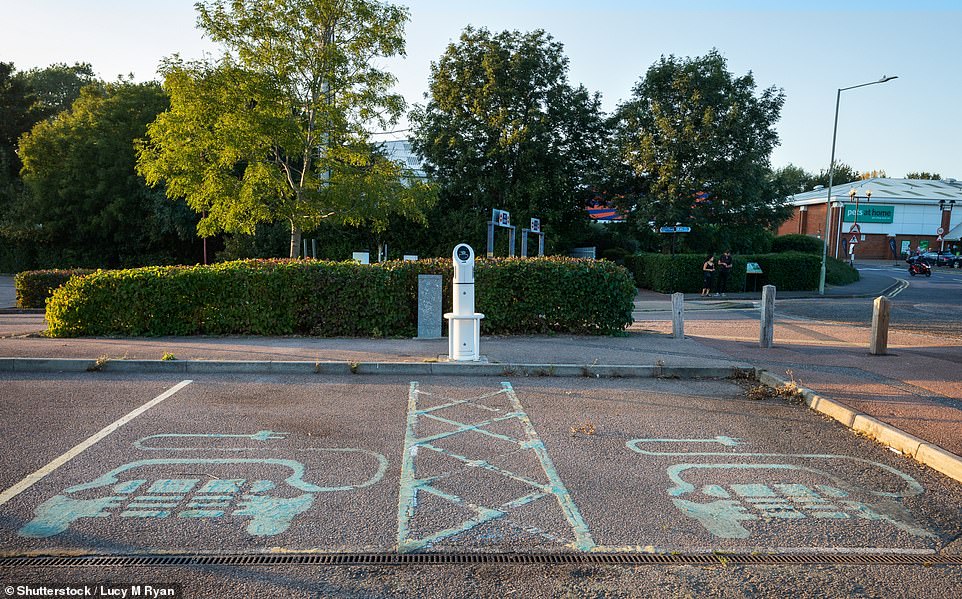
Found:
<box><xmin>778</xmin><ymin>178</ymin><xmax>962</xmax><ymax>260</ymax></box>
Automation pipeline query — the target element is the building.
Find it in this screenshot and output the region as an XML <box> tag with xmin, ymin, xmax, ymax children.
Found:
<box><xmin>777</xmin><ymin>178</ymin><xmax>962</xmax><ymax>259</ymax></box>
<box><xmin>375</xmin><ymin>138</ymin><xmax>427</xmax><ymax>182</ymax></box>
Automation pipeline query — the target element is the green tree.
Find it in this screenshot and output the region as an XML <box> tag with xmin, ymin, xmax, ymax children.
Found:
<box><xmin>907</xmin><ymin>171</ymin><xmax>941</xmax><ymax>180</ymax></box>
<box><xmin>17</xmin><ymin>81</ymin><xmax>198</xmax><ymax>266</ymax></box>
<box><xmin>137</xmin><ymin>0</ymin><xmax>434</xmax><ymax>258</ymax></box>
<box><xmin>613</xmin><ymin>50</ymin><xmax>787</xmax><ymax>237</ymax></box>
<box><xmin>410</xmin><ymin>27</ymin><xmax>608</xmax><ymax>254</ymax></box>
<box><xmin>18</xmin><ymin>62</ymin><xmax>98</xmax><ymax>120</ymax></box>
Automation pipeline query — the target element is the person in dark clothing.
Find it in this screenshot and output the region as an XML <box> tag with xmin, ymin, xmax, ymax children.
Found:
<box><xmin>716</xmin><ymin>250</ymin><xmax>733</xmax><ymax>296</ymax></box>
<box><xmin>701</xmin><ymin>254</ymin><xmax>715</xmax><ymax>296</ymax></box>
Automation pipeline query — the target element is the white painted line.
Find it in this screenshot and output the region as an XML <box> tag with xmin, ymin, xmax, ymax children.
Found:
<box><xmin>0</xmin><ymin>379</ymin><xmax>193</xmax><ymax>508</ymax></box>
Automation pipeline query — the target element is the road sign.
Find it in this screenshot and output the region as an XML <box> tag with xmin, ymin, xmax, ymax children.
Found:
<box><xmin>530</xmin><ymin>218</ymin><xmax>540</xmax><ymax>233</ymax></box>
<box><xmin>659</xmin><ymin>226</ymin><xmax>675</xmax><ymax>233</ymax></box>
<box><xmin>675</xmin><ymin>226</ymin><xmax>691</xmax><ymax>233</ymax></box>
<box><xmin>849</xmin><ymin>223</ymin><xmax>861</xmax><ymax>234</ymax></box>
<box><xmin>937</xmin><ymin>235</ymin><xmax>943</xmax><ymax>242</ymax></box>
<box><xmin>849</xmin><ymin>235</ymin><xmax>859</xmax><ymax>245</ymax></box>
<box><xmin>937</xmin><ymin>227</ymin><xmax>945</xmax><ymax>235</ymax></box>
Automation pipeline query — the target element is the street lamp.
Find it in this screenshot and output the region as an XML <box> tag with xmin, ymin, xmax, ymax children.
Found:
<box><xmin>818</xmin><ymin>75</ymin><xmax>897</xmax><ymax>294</ymax></box>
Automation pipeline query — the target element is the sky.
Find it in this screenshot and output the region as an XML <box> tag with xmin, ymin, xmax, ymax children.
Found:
<box><xmin>3</xmin><ymin>0</ymin><xmax>960</xmax><ymax>180</ymax></box>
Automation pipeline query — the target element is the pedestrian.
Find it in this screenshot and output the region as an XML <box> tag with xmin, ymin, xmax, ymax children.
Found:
<box><xmin>717</xmin><ymin>250</ymin><xmax>732</xmax><ymax>296</ymax></box>
<box><xmin>701</xmin><ymin>254</ymin><xmax>715</xmax><ymax>296</ymax></box>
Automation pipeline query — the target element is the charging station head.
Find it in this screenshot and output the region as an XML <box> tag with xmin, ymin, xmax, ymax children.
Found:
<box><xmin>454</xmin><ymin>244</ymin><xmax>474</xmax><ymax>264</ymax></box>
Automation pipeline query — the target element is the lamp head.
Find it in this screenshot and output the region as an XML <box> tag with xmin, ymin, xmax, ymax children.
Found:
<box><xmin>849</xmin><ymin>188</ymin><xmax>857</xmax><ymax>199</ymax></box>
<box><xmin>866</xmin><ymin>190</ymin><xmax>872</xmax><ymax>200</ymax></box>
<box><xmin>879</xmin><ymin>75</ymin><xmax>898</xmax><ymax>83</ymax></box>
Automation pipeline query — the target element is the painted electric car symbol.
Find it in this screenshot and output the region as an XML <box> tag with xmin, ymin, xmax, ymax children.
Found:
<box><xmin>20</xmin><ymin>431</ymin><xmax>387</xmax><ymax>539</ymax></box>
<box><xmin>627</xmin><ymin>436</ymin><xmax>934</xmax><ymax>539</ymax></box>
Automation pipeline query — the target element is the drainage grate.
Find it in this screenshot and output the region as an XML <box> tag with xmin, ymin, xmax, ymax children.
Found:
<box><xmin>1</xmin><ymin>552</ymin><xmax>959</xmax><ymax>569</ymax></box>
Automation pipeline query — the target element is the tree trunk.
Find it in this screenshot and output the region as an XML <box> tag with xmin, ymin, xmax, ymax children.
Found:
<box><xmin>289</xmin><ymin>220</ymin><xmax>302</xmax><ymax>259</ymax></box>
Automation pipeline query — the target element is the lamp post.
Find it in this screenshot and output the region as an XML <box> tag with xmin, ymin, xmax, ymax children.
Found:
<box><xmin>818</xmin><ymin>75</ymin><xmax>897</xmax><ymax>295</ymax></box>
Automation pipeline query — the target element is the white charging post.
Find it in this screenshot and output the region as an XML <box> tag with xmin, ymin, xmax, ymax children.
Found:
<box><xmin>444</xmin><ymin>244</ymin><xmax>485</xmax><ymax>361</ymax></box>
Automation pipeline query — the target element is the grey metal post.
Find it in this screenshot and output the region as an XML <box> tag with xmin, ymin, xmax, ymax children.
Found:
<box><xmin>759</xmin><ymin>285</ymin><xmax>776</xmax><ymax>348</ymax></box>
<box><xmin>487</xmin><ymin>222</ymin><xmax>495</xmax><ymax>258</ymax></box>
<box><xmin>538</xmin><ymin>233</ymin><xmax>544</xmax><ymax>256</ymax></box>
<box><xmin>870</xmin><ymin>296</ymin><xmax>891</xmax><ymax>355</ymax></box>
<box><xmin>671</xmin><ymin>292</ymin><xmax>685</xmax><ymax>339</ymax></box>
<box><xmin>302</xmin><ymin>239</ymin><xmax>308</xmax><ymax>258</ymax></box>
<box><xmin>521</xmin><ymin>229</ymin><xmax>528</xmax><ymax>257</ymax></box>
<box><xmin>508</xmin><ymin>226</ymin><xmax>516</xmax><ymax>257</ymax></box>
<box><xmin>417</xmin><ymin>275</ymin><xmax>443</xmax><ymax>339</ymax></box>
<box><xmin>312</xmin><ymin>239</ymin><xmax>317</xmax><ymax>259</ymax></box>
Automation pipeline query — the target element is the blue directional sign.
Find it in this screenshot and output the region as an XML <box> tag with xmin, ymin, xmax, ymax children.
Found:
<box><xmin>659</xmin><ymin>226</ymin><xmax>692</xmax><ymax>233</ymax></box>
<box><xmin>659</xmin><ymin>226</ymin><xmax>676</xmax><ymax>233</ymax></box>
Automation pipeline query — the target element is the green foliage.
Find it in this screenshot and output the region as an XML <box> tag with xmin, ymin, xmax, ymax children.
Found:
<box><xmin>772</xmin><ymin>234</ymin><xmax>823</xmax><ymax>255</ymax></box>
<box><xmin>410</xmin><ymin>27</ymin><xmax>607</xmax><ymax>254</ymax></box>
<box><xmin>825</xmin><ymin>257</ymin><xmax>860</xmax><ymax>286</ymax></box>
<box><xmin>906</xmin><ymin>172</ymin><xmax>941</xmax><ymax>180</ymax></box>
<box><xmin>138</xmin><ymin>0</ymin><xmax>434</xmax><ymax>258</ymax></box>
<box><xmin>45</xmin><ymin>258</ymin><xmax>635</xmax><ymax>337</ymax></box>
<box><xmin>624</xmin><ymin>251</ymin><xmax>820</xmax><ymax>293</ymax></box>
<box><xmin>741</xmin><ymin>252</ymin><xmax>821</xmax><ymax>291</ymax></box>
<box><xmin>613</xmin><ymin>50</ymin><xmax>788</xmax><ymax>231</ymax></box>
<box><xmin>16</xmin><ymin>81</ymin><xmax>199</xmax><ymax>267</ymax></box>
<box><xmin>14</xmin><ymin>269</ymin><xmax>95</xmax><ymax>308</ymax></box>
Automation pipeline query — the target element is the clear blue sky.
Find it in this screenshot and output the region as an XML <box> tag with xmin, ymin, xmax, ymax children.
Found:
<box><xmin>3</xmin><ymin>0</ymin><xmax>959</xmax><ymax>179</ymax></box>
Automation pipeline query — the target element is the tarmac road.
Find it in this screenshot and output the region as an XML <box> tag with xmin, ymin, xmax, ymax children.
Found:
<box><xmin>1</xmin><ymin>372</ymin><xmax>960</xmax><ymax>597</ymax></box>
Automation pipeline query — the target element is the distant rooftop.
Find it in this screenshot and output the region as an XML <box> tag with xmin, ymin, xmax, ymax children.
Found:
<box><xmin>788</xmin><ymin>177</ymin><xmax>962</xmax><ymax>205</ymax></box>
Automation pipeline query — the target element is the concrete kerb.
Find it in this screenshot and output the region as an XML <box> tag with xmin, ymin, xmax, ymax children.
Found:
<box><xmin>0</xmin><ymin>358</ymin><xmax>754</xmax><ymax>380</ymax></box>
<box><xmin>757</xmin><ymin>368</ymin><xmax>962</xmax><ymax>485</ymax></box>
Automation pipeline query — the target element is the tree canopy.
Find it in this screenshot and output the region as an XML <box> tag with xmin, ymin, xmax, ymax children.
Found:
<box><xmin>137</xmin><ymin>0</ymin><xmax>435</xmax><ymax>258</ymax></box>
<box><xmin>410</xmin><ymin>27</ymin><xmax>607</xmax><ymax>253</ymax></box>
<box><xmin>17</xmin><ymin>81</ymin><xmax>198</xmax><ymax>266</ymax></box>
<box><xmin>613</xmin><ymin>50</ymin><xmax>788</xmax><ymax>239</ymax></box>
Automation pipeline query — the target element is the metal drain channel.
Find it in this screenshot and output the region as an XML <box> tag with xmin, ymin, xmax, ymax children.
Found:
<box><xmin>1</xmin><ymin>552</ymin><xmax>960</xmax><ymax>568</ymax></box>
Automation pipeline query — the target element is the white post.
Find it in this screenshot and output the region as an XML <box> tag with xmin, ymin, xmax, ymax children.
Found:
<box><xmin>671</xmin><ymin>292</ymin><xmax>685</xmax><ymax>339</ymax></box>
<box><xmin>759</xmin><ymin>285</ymin><xmax>775</xmax><ymax>348</ymax></box>
<box><xmin>444</xmin><ymin>244</ymin><xmax>485</xmax><ymax>361</ymax></box>
<box><xmin>870</xmin><ymin>296</ymin><xmax>891</xmax><ymax>355</ymax></box>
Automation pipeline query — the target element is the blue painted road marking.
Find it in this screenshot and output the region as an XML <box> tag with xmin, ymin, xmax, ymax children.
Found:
<box><xmin>20</xmin><ymin>443</ymin><xmax>388</xmax><ymax>539</ymax></box>
<box><xmin>628</xmin><ymin>437</ymin><xmax>934</xmax><ymax>539</ymax></box>
<box><xmin>398</xmin><ymin>382</ymin><xmax>595</xmax><ymax>552</ymax></box>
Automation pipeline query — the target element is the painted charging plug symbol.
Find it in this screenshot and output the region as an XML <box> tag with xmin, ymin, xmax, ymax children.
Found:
<box><xmin>627</xmin><ymin>436</ymin><xmax>933</xmax><ymax>539</ymax></box>
<box><xmin>20</xmin><ymin>432</ymin><xmax>387</xmax><ymax>539</ymax></box>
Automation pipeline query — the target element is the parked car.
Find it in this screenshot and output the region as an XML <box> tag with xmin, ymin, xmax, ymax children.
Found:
<box><xmin>907</xmin><ymin>251</ymin><xmax>960</xmax><ymax>267</ymax></box>
<box><xmin>934</xmin><ymin>251</ymin><xmax>962</xmax><ymax>268</ymax></box>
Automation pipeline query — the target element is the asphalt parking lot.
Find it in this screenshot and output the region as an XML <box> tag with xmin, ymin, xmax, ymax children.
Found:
<box><xmin>2</xmin><ymin>372</ymin><xmax>961</xmax><ymax>560</ymax></box>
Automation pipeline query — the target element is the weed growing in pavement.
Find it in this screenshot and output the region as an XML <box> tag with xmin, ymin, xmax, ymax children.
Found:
<box><xmin>87</xmin><ymin>354</ymin><xmax>109</xmax><ymax>372</ymax></box>
<box><xmin>161</xmin><ymin>352</ymin><xmax>176</xmax><ymax>361</ymax></box>
<box><xmin>349</xmin><ymin>361</ymin><xmax>360</xmax><ymax>374</ymax></box>
<box><xmin>570</xmin><ymin>421</ymin><xmax>597</xmax><ymax>436</ymax></box>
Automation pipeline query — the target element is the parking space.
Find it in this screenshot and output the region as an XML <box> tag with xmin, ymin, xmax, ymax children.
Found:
<box><xmin>1</xmin><ymin>373</ymin><xmax>960</xmax><ymax>558</ymax></box>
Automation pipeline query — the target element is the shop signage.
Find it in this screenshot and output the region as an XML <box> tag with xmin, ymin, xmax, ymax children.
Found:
<box><xmin>842</xmin><ymin>204</ymin><xmax>894</xmax><ymax>223</ymax></box>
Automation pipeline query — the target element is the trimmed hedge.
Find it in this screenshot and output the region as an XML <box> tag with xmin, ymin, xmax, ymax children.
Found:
<box><xmin>825</xmin><ymin>257</ymin><xmax>860</xmax><ymax>286</ymax></box>
<box><xmin>772</xmin><ymin>234</ymin><xmax>823</xmax><ymax>255</ymax></box>
<box><xmin>14</xmin><ymin>269</ymin><xmax>95</xmax><ymax>309</ymax></box>
<box><xmin>623</xmin><ymin>251</ymin><xmax>821</xmax><ymax>293</ymax></box>
<box><xmin>45</xmin><ymin>257</ymin><xmax>635</xmax><ymax>337</ymax></box>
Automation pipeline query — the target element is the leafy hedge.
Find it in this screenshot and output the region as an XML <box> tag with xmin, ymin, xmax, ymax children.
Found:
<box><xmin>14</xmin><ymin>269</ymin><xmax>95</xmax><ymax>309</ymax></box>
<box><xmin>623</xmin><ymin>252</ymin><xmax>821</xmax><ymax>293</ymax></box>
<box><xmin>45</xmin><ymin>257</ymin><xmax>635</xmax><ymax>337</ymax></box>
<box><xmin>772</xmin><ymin>234</ymin><xmax>823</xmax><ymax>255</ymax></box>
<box><xmin>825</xmin><ymin>257</ymin><xmax>860</xmax><ymax>286</ymax></box>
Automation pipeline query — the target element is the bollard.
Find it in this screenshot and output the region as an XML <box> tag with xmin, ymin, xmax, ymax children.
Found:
<box><xmin>417</xmin><ymin>274</ymin><xmax>442</xmax><ymax>339</ymax></box>
<box><xmin>870</xmin><ymin>296</ymin><xmax>891</xmax><ymax>355</ymax></box>
<box><xmin>443</xmin><ymin>244</ymin><xmax>485</xmax><ymax>361</ymax></box>
<box><xmin>671</xmin><ymin>292</ymin><xmax>685</xmax><ymax>339</ymax></box>
<box><xmin>759</xmin><ymin>284</ymin><xmax>775</xmax><ymax>348</ymax></box>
